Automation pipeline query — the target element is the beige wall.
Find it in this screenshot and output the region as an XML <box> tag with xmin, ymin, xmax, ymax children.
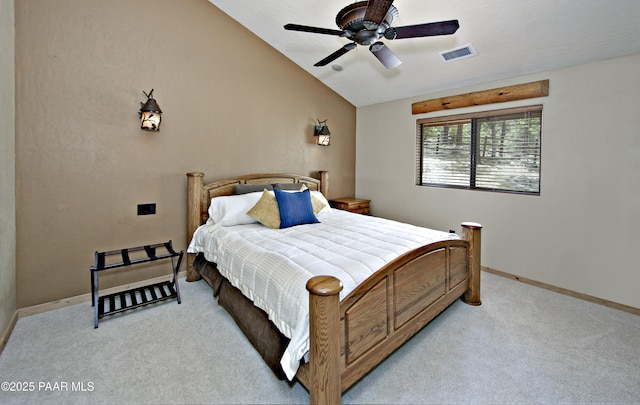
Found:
<box><xmin>0</xmin><ymin>0</ymin><xmax>16</xmax><ymax>332</ymax></box>
<box><xmin>15</xmin><ymin>0</ymin><xmax>356</xmax><ymax>307</ymax></box>
<box><xmin>356</xmin><ymin>53</ymin><xmax>640</xmax><ymax>309</ymax></box>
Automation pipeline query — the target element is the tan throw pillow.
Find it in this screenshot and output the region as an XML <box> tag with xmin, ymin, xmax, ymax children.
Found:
<box><xmin>295</xmin><ymin>184</ymin><xmax>326</xmax><ymax>215</ymax></box>
<box><xmin>310</xmin><ymin>193</ymin><xmax>326</xmax><ymax>215</ymax></box>
<box><xmin>247</xmin><ymin>189</ymin><xmax>281</xmax><ymax>229</ymax></box>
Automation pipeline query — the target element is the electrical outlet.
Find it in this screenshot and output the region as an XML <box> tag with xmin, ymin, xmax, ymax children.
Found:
<box><xmin>137</xmin><ymin>203</ymin><xmax>156</xmax><ymax>215</ymax></box>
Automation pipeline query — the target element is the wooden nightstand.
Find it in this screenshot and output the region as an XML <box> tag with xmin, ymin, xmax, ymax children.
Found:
<box><xmin>329</xmin><ymin>198</ymin><xmax>371</xmax><ymax>215</ymax></box>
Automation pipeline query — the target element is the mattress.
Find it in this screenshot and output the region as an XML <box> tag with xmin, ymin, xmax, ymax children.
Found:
<box><xmin>187</xmin><ymin>208</ymin><xmax>459</xmax><ymax>380</ymax></box>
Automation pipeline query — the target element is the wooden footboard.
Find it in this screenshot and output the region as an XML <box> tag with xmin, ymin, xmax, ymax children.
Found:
<box><xmin>298</xmin><ymin>222</ymin><xmax>482</xmax><ymax>405</ymax></box>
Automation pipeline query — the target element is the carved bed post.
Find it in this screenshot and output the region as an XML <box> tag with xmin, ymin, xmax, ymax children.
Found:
<box><xmin>461</xmin><ymin>222</ymin><xmax>482</xmax><ymax>305</ymax></box>
<box><xmin>306</xmin><ymin>275</ymin><xmax>343</xmax><ymax>405</ymax></box>
<box><xmin>318</xmin><ymin>170</ymin><xmax>329</xmax><ymax>197</ymax></box>
<box><xmin>186</xmin><ymin>172</ymin><xmax>204</xmax><ymax>282</ymax></box>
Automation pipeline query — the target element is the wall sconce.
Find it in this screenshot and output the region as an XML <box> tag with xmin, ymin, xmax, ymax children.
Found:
<box><xmin>314</xmin><ymin>119</ymin><xmax>331</xmax><ymax>146</ymax></box>
<box><xmin>139</xmin><ymin>89</ymin><xmax>162</xmax><ymax>131</ymax></box>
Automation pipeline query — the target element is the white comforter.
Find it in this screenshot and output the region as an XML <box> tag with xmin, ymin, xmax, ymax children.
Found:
<box><xmin>187</xmin><ymin>208</ymin><xmax>458</xmax><ymax>380</ymax></box>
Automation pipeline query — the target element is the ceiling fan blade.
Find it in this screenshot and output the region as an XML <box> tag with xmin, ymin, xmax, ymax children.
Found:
<box><xmin>284</xmin><ymin>23</ymin><xmax>345</xmax><ymax>37</ymax></box>
<box><xmin>364</xmin><ymin>0</ymin><xmax>395</xmax><ymax>25</ymax></box>
<box><xmin>314</xmin><ymin>43</ymin><xmax>357</xmax><ymax>67</ymax></box>
<box><xmin>369</xmin><ymin>42</ymin><xmax>402</xmax><ymax>69</ymax></box>
<box><xmin>388</xmin><ymin>20</ymin><xmax>460</xmax><ymax>39</ymax></box>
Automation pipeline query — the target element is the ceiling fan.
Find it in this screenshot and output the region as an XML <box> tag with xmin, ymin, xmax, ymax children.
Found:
<box><xmin>284</xmin><ymin>0</ymin><xmax>460</xmax><ymax>69</ymax></box>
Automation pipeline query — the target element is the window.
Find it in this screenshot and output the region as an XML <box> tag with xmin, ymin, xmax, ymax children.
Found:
<box><xmin>416</xmin><ymin>105</ymin><xmax>542</xmax><ymax>195</ymax></box>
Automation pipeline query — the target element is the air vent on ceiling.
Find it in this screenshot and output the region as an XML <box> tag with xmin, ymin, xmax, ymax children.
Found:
<box><xmin>440</xmin><ymin>44</ymin><xmax>477</xmax><ymax>62</ymax></box>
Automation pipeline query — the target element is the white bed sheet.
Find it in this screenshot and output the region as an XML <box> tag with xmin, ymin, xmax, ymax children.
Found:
<box><xmin>187</xmin><ymin>208</ymin><xmax>459</xmax><ymax>380</ymax></box>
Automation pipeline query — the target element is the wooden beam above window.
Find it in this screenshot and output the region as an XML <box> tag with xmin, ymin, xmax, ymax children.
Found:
<box><xmin>412</xmin><ymin>79</ymin><xmax>549</xmax><ymax>115</ymax></box>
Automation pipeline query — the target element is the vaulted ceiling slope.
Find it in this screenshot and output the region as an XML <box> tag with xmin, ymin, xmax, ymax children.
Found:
<box><xmin>208</xmin><ymin>0</ymin><xmax>640</xmax><ymax>107</ymax></box>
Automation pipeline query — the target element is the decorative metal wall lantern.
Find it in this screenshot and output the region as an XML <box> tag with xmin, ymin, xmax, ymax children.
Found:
<box><xmin>139</xmin><ymin>89</ymin><xmax>162</xmax><ymax>131</ymax></box>
<box><xmin>314</xmin><ymin>119</ymin><xmax>331</xmax><ymax>146</ymax></box>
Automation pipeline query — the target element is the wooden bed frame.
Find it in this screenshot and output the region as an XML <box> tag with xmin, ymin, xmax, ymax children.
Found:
<box><xmin>186</xmin><ymin>171</ymin><xmax>482</xmax><ymax>405</ymax></box>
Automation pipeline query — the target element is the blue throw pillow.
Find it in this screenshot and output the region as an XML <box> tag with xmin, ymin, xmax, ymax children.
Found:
<box><xmin>273</xmin><ymin>188</ymin><xmax>320</xmax><ymax>229</ymax></box>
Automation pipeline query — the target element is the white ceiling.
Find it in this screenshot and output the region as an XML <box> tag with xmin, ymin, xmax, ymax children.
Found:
<box><xmin>207</xmin><ymin>0</ymin><xmax>640</xmax><ymax>107</ymax></box>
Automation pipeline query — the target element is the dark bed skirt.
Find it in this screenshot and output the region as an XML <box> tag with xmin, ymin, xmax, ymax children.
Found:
<box><xmin>193</xmin><ymin>253</ymin><xmax>291</xmax><ymax>380</ymax></box>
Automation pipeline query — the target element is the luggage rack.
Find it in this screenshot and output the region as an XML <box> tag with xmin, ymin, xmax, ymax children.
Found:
<box><xmin>90</xmin><ymin>240</ymin><xmax>183</xmax><ymax>328</ymax></box>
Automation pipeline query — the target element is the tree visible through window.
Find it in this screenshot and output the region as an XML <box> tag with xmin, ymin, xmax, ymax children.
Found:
<box><xmin>416</xmin><ymin>105</ymin><xmax>542</xmax><ymax>195</ymax></box>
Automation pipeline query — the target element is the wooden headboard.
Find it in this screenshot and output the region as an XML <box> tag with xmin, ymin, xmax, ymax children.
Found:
<box><xmin>185</xmin><ymin>171</ymin><xmax>329</xmax><ymax>281</ymax></box>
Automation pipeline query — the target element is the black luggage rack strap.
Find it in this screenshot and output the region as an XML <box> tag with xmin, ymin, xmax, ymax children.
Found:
<box><xmin>90</xmin><ymin>241</ymin><xmax>183</xmax><ymax>328</ymax></box>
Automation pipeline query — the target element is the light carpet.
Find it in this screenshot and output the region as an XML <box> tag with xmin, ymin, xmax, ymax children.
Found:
<box><xmin>0</xmin><ymin>272</ymin><xmax>639</xmax><ymax>404</ymax></box>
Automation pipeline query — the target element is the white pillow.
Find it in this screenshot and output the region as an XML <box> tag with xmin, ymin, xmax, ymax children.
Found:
<box><xmin>208</xmin><ymin>192</ymin><xmax>263</xmax><ymax>226</ymax></box>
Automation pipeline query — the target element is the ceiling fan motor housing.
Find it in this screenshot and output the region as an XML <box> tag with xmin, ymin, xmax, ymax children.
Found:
<box><xmin>337</xmin><ymin>1</ymin><xmax>398</xmax><ymax>45</ymax></box>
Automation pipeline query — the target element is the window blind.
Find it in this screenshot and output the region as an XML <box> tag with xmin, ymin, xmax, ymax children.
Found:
<box><xmin>416</xmin><ymin>105</ymin><xmax>542</xmax><ymax>195</ymax></box>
